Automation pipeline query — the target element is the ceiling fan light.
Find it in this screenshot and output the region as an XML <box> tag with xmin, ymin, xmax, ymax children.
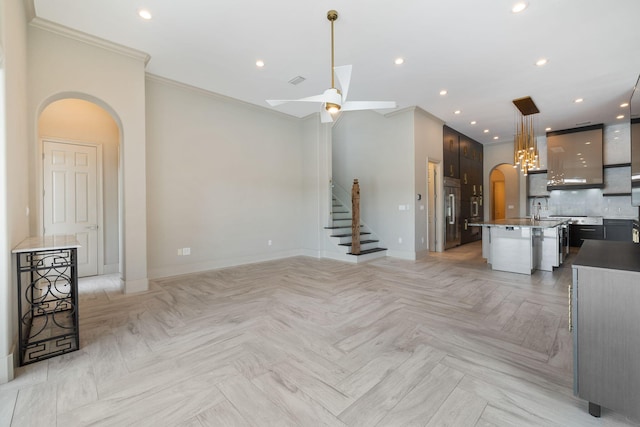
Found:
<box><xmin>326</xmin><ymin>103</ymin><xmax>341</xmax><ymax>114</ymax></box>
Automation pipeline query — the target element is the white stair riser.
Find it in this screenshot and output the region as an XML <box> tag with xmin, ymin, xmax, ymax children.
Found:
<box><xmin>331</xmin><ymin>212</ymin><xmax>351</xmax><ymax>221</ymax></box>
<box><xmin>332</xmin><ymin>219</ymin><xmax>352</xmax><ymax>227</ymax></box>
<box><xmin>335</xmin><ymin>234</ymin><xmax>371</xmax><ymax>245</ymax></box>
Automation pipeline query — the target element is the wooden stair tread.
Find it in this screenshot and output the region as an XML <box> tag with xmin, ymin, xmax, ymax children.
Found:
<box><xmin>324</xmin><ymin>225</ymin><xmax>362</xmax><ymax>230</ymax></box>
<box><xmin>347</xmin><ymin>247</ymin><xmax>387</xmax><ymax>255</ymax></box>
<box><xmin>339</xmin><ymin>240</ymin><xmax>379</xmax><ymax>246</ymax></box>
<box><xmin>331</xmin><ymin>232</ymin><xmax>371</xmax><ymax>238</ymax></box>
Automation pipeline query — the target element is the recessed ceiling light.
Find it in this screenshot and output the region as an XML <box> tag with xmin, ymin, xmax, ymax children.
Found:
<box><xmin>484</xmin><ymin>129</ymin><xmax>489</xmax><ymax>133</ymax></box>
<box><xmin>615</xmin><ymin>130</ymin><xmax>620</xmax><ymax>133</ymax></box>
<box><xmin>470</xmin><ymin>121</ymin><xmax>477</xmax><ymax>125</ymax></box>
<box><xmin>394</xmin><ymin>58</ymin><xmax>404</xmax><ymax>65</ymax></box>
<box><xmin>454</xmin><ymin>110</ymin><xmax>461</xmax><ymax>115</ymax></box>
<box><xmin>545</xmin><ymin>127</ymin><xmax>552</xmax><ymax>131</ymax></box>
<box><xmin>617</xmin><ymin>114</ymin><xmax>625</xmax><ymax>119</ymax></box>
<box><xmin>439</xmin><ymin>90</ymin><xmax>447</xmax><ymax>96</ymax></box>
<box><xmin>535</xmin><ymin>58</ymin><xmax>548</xmax><ymax>67</ymax></box>
<box><xmin>585</xmin><ymin>141</ymin><xmax>591</xmax><ymax>145</ymax></box>
<box><xmin>256</xmin><ymin>60</ymin><xmax>265</xmax><ymax>68</ymax></box>
<box><xmin>138</xmin><ymin>9</ymin><xmax>152</xmax><ymax>20</ymax></box>
<box><xmin>574</xmin><ymin>98</ymin><xmax>584</xmax><ymax>103</ymax></box>
<box><xmin>512</xmin><ymin>2</ymin><xmax>528</xmax><ymax>13</ymax></box>
<box><xmin>493</xmin><ymin>136</ymin><xmax>499</xmax><ymax>140</ymax></box>
<box><xmin>621</xmin><ymin>102</ymin><xmax>629</xmax><ymax>108</ymax></box>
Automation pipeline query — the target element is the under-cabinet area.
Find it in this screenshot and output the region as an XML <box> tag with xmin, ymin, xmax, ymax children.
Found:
<box><xmin>571</xmin><ymin>240</ymin><xmax>640</xmax><ymax>422</ymax></box>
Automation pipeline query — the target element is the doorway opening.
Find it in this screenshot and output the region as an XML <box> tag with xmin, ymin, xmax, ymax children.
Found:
<box><xmin>489</xmin><ymin>164</ymin><xmax>519</xmax><ymax>220</ymax></box>
<box><xmin>38</xmin><ymin>98</ymin><xmax>120</xmax><ymax>282</ymax></box>
<box><xmin>427</xmin><ymin>161</ymin><xmax>441</xmax><ymax>252</ymax></box>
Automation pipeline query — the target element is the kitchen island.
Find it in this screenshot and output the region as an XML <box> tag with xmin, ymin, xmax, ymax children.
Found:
<box><xmin>469</xmin><ymin>218</ymin><xmax>569</xmax><ymax>274</ymax></box>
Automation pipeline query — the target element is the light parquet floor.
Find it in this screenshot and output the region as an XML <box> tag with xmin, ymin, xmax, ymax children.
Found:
<box><xmin>1</xmin><ymin>242</ymin><xmax>638</xmax><ymax>426</ymax></box>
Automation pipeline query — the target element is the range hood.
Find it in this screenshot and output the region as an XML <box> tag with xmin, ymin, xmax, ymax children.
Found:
<box><xmin>546</xmin><ymin>124</ymin><xmax>604</xmax><ymax>190</ymax></box>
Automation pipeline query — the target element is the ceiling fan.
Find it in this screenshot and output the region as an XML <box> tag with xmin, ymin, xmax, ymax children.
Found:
<box><xmin>266</xmin><ymin>10</ymin><xmax>397</xmax><ymax>123</ymax></box>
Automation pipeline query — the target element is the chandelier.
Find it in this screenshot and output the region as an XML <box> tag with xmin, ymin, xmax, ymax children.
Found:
<box><xmin>512</xmin><ymin>96</ymin><xmax>540</xmax><ymax>175</ymax></box>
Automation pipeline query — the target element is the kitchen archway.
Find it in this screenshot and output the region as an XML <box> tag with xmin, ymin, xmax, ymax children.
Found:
<box><xmin>489</xmin><ymin>163</ymin><xmax>519</xmax><ymax>220</ymax></box>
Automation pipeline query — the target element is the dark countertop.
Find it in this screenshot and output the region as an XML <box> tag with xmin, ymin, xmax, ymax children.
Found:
<box><xmin>572</xmin><ymin>240</ymin><xmax>640</xmax><ymax>272</ymax></box>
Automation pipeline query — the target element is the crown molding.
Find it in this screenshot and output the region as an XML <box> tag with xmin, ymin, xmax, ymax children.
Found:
<box><xmin>24</xmin><ymin>0</ymin><xmax>36</xmax><ymax>21</ymax></box>
<box><xmin>29</xmin><ymin>17</ymin><xmax>150</xmax><ymax>65</ymax></box>
<box><xmin>145</xmin><ymin>73</ymin><xmax>300</xmax><ymax>122</ymax></box>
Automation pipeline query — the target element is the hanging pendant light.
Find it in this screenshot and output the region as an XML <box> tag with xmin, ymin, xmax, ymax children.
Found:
<box><xmin>512</xmin><ymin>96</ymin><xmax>540</xmax><ymax>176</ymax></box>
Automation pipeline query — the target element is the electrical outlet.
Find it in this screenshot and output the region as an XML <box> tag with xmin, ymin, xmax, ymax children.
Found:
<box><xmin>177</xmin><ymin>248</ymin><xmax>183</xmax><ymax>256</ymax></box>
<box><xmin>183</xmin><ymin>247</ymin><xmax>191</xmax><ymax>256</ymax></box>
<box><xmin>398</xmin><ymin>237</ymin><xmax>403</xmax><ymax>244</ymax></box>
<box><xmin>421</xmin><ymin>237</ymin><xmax>425</xmax><ymax>244</ymax></box>
<box><xmin>268</xmin><ymin>240</ymin><xmax>272</xmax><ymax>246</ymax></box>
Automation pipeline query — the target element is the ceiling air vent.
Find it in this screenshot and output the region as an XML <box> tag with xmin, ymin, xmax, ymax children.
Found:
<box><xmin>288</xmin><ymin>76</ymin><xmax>306</xmax><ymax>85</ymax></box>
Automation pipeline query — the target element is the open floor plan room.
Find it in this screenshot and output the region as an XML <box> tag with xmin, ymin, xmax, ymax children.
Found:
<box><xmin>1</xmin><ymin>243</ymin><xmax>637</xmax><ymax>426</ymax></box>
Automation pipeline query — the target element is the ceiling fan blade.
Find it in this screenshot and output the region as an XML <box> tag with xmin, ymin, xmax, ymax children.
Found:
<box><xmin>341</xmin><ymin>101</ymin><xmax>397</xmax><ymax>111</ymax></box>
<box><xmin>320</xmin><ymin>108</ymin><xmax>334</xmax><ymax>123</ymax></box>
<box><xmin>333</xmin><ymin>65</ymin><xmax>352</xmax><ymax>101</ymax></box>
<box><xmin>266</xmin><ymin>93</ymin><xmax>333</xmax><ymax>107</ymax></box>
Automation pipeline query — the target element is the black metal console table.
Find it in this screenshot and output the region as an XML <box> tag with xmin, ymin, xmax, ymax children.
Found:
<box><xmin>12</xmin><ymin>236</ymin><xmax>81</xmax><ymax>365</ymax></box>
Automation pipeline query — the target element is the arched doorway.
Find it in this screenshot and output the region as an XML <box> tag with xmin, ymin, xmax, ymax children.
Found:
<box><xmin>489</xmin><ymin>163</ymin><xmax>520</xmax><ymax>220</ymax></box>
<box><xmin>37</xmin><ymin>98</ymin><xmax>120</xmax><ymax>278</ymax></box>
<box><xmin>490</xmin><ymin>169</ymin><xmax>506</xmax><ymax>220</ymax></box>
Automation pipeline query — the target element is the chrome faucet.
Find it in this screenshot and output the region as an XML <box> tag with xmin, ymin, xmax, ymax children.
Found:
<box><xmin>532</xmin><ymin>197</ymin><xmax>548</xmax><ymax>220</ymax></box>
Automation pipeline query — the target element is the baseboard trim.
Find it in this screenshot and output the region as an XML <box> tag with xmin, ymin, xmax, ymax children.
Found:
<box><xmin>1</xmin><ymin>348</ymin><xmax>15</xmax><ymax>384</ymax></box>
<box><xmin>122</xmin><ymin>277</ymin><xmax>149</xmax><ymax>294</ymax></box>
<box><xmin>148</xmin><ymin>250</ymin><xmax>309</xmax><ymax>280</ymax></box>
<box><xmin>386</xmin><ymin>249</ymin><xmax>418</xmax><ymax>260</ymax></box>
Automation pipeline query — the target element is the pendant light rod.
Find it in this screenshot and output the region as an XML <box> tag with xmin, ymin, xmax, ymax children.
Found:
<box><xmin>328</xmin><ymin>10</ymin><xmax>338</xmax><ymax>89</ymax></box>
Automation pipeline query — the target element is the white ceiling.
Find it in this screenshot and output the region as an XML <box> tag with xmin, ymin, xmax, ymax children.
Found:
<box><xmin>32</xmin><ymin>0</ymin><xmax>640</xmax><ymax>144</ymax></box>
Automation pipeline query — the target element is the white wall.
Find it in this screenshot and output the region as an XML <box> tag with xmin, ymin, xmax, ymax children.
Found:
<box><xmin>0</xmin><ymin>0</ymin><xmax>29</xmax><ymax>384</ymax></box>
<box><xmin>300</xmin><ymin>116</ymin><xmax>332</xmax><ymax>256</ymax></box>
<box><xmin>332</xmin><ymin>109</ymin><xmax>416</xmax><ymax>258</ymax></box>
<box><xmin>414</xmin><ymin>108</ymin><xmax>445</xmax><ymax>255</ymax></box>
<box><xmin>145</xmin><ymin>76</ymin><xmax>309</xmax><ymax>278</ymax></box>
<box><xmin>27</xmin><ymin>22</ymin><xmax>148</xmax><ymax>293</ymax></box>
<box><xmin>38</xmin><ymin>99</ymin><xmax>120</xmax><ymax>271</ymax></box>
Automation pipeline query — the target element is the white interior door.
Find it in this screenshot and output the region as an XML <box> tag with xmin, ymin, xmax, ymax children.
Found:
<box><xmin>43</xmin><ymin>141</ymin><xmax>99</xmax><ymax>277</ymax></box>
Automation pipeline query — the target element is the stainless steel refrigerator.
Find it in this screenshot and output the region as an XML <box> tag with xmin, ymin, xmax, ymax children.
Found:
<box><xmin>444</xmin><ymin>177</ymin><xmax>461</xmax><ymax>249</ymax></box>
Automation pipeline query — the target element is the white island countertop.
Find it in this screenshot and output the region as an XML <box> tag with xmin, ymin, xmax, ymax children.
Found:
<box><xmin>12</xmin><ymin>235</ymin><xmax>81</xmax><ymax>253</ymax></box>
<box><xmin>468</xmin><ymin>218</ymin><xmax>569</xmax><ymax>228</ymax></box>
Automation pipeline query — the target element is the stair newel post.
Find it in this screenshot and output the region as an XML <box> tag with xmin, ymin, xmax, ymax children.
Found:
<box><xmin>351</xmin><ymin>179</ymin><xmax>361</xmax><ymax>255</ymax></box>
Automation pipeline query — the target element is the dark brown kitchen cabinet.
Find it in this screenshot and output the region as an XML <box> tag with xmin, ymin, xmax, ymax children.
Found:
<box><xmin>604</xmin><ymin>219</ymin><xmax>633</xmax><ymax>242</ymax></box>
<box><xmin>444</xmin><ymin>125</ymin><xmax>483</xmax><ymax>245</ymax></box>
<box><xmin>443</xmin><ymin>125</ymin><xmax>460</xmax><ymax>178</ymax></box>
<box><xmin>570</xmin><ymin>224</ymin><xmax>605</xmax><ymax>247</ymax></box>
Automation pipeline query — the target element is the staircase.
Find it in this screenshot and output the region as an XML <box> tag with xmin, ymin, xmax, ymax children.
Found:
<box><xmin>325</xmin><ymin>196</ymin><xmax>387</xmax><ymax>262</ymax></box>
